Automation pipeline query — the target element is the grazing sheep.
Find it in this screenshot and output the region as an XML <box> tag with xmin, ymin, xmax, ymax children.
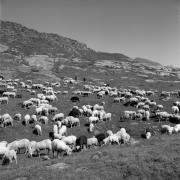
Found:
<box><xmin>2</xmin><ymin>149</ymin><xmax>17</xmax><ymax>165</ymax></box>
<box><xmin>61</xmin><ymin>135</ymin><xmax>77</xmax><ymax>147</ymax></box>
<box><xmin>172</xmin><ymin>105</ymin><xmax>179</xmax><ymax>114</ymax></box>
<box><xmin>39</xmin><ymin>116</ymin><xmax>48</xmax><ymax>125</ymax></box>
<box><xmin>161</xmin><ymin>125</ymin><xmax>174</xmax><ymax>135</ymax></box>
<box><xmin>53</xmin><ymin>113</ymin><xmax>64</xmax><ymax>121</ymax></box>
<box><xmin>95</xmin><ymin>133</ymin><xmax>106</xmax><ymax>146</ymax></box>
<box><xmin>8</xmin><ymin>139</ymin><xmax>30</xmax><ymax>154</ymax></box>
<box><xmin>14</xmin><ymin>113</ymin><xmax>21</xmax><ymax>121</ymax></box>
<box><xmin>52</xmin><ymin>139</ymin><xmax>72</xmax><ymax>157</ymax></box>
<box><xmin>76</xmin><ymin>135</ymin><xmax>88</xmax><ymax>150</ymax></box>
<box><xmin>87</xmin><ymin>137</ymin><xmax>98</xmax><ymax>148</ymax></box>
<box><xmin>29</xmin><ymin>139</ymin><xmax>52</xmax><ymax>157</ymax></box>
<box><xmin>89</xmin><ymin>116</ymin><xmax>99</xmax><ymax>124</ymax></box>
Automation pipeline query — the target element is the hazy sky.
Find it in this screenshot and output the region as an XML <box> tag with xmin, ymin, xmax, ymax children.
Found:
<box><xmin>0</xmin><ymin>0</ymin><xmax>180</xmax><ymax>66</ymax></box>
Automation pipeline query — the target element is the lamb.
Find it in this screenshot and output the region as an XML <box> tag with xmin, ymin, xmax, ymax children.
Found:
<box><xmin>52</xmin><ymin>139</ymin><xmax>72</xmax><ymax>157</ymax></box>
<box><xmin>2</xmin><ymin>149</ymin><xmax>17</xmax><ymax>164</ymax></box>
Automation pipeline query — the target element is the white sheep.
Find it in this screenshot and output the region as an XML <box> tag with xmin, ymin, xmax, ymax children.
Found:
<box><xmin>53</xmin><ymin>124</ymin><xmax>59</xmax><ymax>134</ymax></box>
<box><xmin>87</xmin><ymin>137</ymin><xmax>98</xmax><ymax>147</ymax></box>
<box><xmin>89</xmin><ymin>123</ymin><xmax>94</xmax><ymax>132</ymax></box>
<box><xmin>61</xmin><ymin>135</ymin><xmax>77</xmax><ymax>147</ymax></box>
<box><xmin>34</xmin><ymin>124</ymin><xmax>42</xmax><ymax>136</ymax></box>
<box><xmin>161</xmin><ymin>125</ymin><xmax>174</xmax><ymax>135</ymax></box>
<box><xmin>2</xmin><ymin>149</ymin><xmax>17</xmax><ymax>164</ymax></box>
<box><xmin>146</xmin><ymin>132</ymin><xmax>151</xmax><ymax>139</ymax></box>
<box><xmin>28</xmin><ymin>139</ymin><xmax>52</xmax><ymax>157</ymax></box>
<box><xmin>89</xmin><ymin>116</ymin><xmax>99</xmax><ymax>124</ymax></box>
<box><xmin>24</xmin><ymin>114</ymin><xmax>31</xmax><ymax>125</ymax></box>
<box><xmin>173</xmin><ymin>124</ymin><xmax>180</xmax><ymax>133</ymax></box>
<box><xmin>8</xmin><ymin>139</ymin><xmax>30</xmax><ymax>154</ymax></box>
<box><xmin>52</xmin><ymin>139</ymin><xmax>72</xmax><ymax>157</ymax></box>
<box><xmin>172</xmin><ymin>105</ymin><xmax>179</xmax><ymax>114</ymax></box>
<box><xmin>58</xmin><ymin>125</ymin><xmax>67</xmax><ymax>136</ymax></box>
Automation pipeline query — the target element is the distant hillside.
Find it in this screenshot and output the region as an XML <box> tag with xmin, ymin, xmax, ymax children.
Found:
<box><xmin>133</xmin><ymin>57</ymin><xmax>162</xmax><ymax>66</ymax></box>
<box><xmin>0</xmin><ymin>20</ymin><xmax>129</xmax><ymax>61</ymax></box>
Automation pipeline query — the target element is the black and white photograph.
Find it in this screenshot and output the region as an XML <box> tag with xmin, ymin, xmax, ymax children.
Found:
<box><xmin>0</xmin><ymin>0</ymin><xmax>180</xmax><ymax>179</ymax></box>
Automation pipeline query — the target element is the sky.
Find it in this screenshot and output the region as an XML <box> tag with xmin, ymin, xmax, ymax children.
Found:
<box><xmin>0</xmin><ymin>0</ymin><xmax>180</xmax><ymax>67</ymax></box>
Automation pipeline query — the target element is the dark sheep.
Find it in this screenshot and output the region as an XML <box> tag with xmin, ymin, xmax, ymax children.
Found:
<box><xmin>95</xmin><ymin>133</ymin><xmax>106</xmax><ymax>145</ymax></box>
<box><xmin>76</xmin><ymin>135</ymin><xmax>87</xmax><ymax>150</ymax></box>
<box><xmin>70</xmin><ymin>96</ymin><xmax>80</xmax><ymax>102</ymax></box>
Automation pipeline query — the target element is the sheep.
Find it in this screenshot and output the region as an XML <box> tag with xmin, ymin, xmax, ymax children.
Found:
<box><xmin>52</xmin><ymin>113</ymin><xmax>64</xmax><ymax>121</ymax></box>
<box><xmin>172</xmin><ymin>105</ymin><xmax>179</xmax><ymax>114</ymax></box>
<box><xmin>39</xmin><ymin>116</ymin><xmax>48</xmax><ymax>125</ymax></box>
<box><xmin>2</xmin><ymin>149</ymin><xmax>17</xmax><ymax>165</ymax></box>
<box><xmin>56</xmin><ymin>121</ymin><xmax>62</xmax><ymax>129</ymax></box>
<box><xmin>24</xmin><ymin>114</ymin><xmax>31</xmax><ymax>125</ymax></box>
<box><xmin>8</xmin><ymin>139</ymin><xmax>30</xmax><ymax>154</ymax></box>
<box><xmin>14</xmin><ymin>113</ymin><xmax>21</xmax><ymax>121</ymax></box>
<box><xmin>28</xmin><ymin>139</ymin><xmax>52</xmax><ymax>157</ymax></box>
<box><xmin>76</xmin><ymin>135</ymin><xmax>87</xmax><ymax>150</ymax></box>
<box><xmin>0</xmin><ymin>141</ymin><xmax>8</xmax><ymax>147</ymax></box>
<box><xmin>52</xmin><ymin>139</ymin><xmax>72</xmax><ymax>157</ymax></box>
<box><xmin>145</xmin><ymin>111</ymin><xmax>150</xmax><ymax>121</ymax></box>
<box><xmin>173</xmin><ymin>124</ymin><xmax>180</xmax><ymax>133</ymax></box>
<box><xmin>95</xmin><ymin>133</ymin><xmax>106</xmax><ymax>146</ymax></box>
<box><xmin>58</xmin><ymin>125</ymin><xmax>67</xmax><ymax>136</ymax></box>
<box><xmin>87</xmin><ymin>137</ymin><xmax>98</xmax><ymax>148</ymax></box>
<box><xmin>31</xmin><ymin>114</ymin><xmax>37</xmax><ymax>123</ymax></box>
<box><xmin>89</xmin><ymin>116</ymin><xmax>99</xmax><ymax>124</ymax></box>
<box><xmin>89</xmin><ymin>123</ymin><xmax>94</xmax><ymax>132</ymax></box>
<box><xmin>69</xmin><ymin>117</ymin><xmax>80</xmax><ymax>128</ymax></box>
<box><xmin>161</xmin><ymin>125</ymin><xmax>174</xmax><ymax>135</ymax></box>
<box><xmin>145</xmin><ymin>132</ymin><xmax>151</xmax><ymax>139</ymax></box>
<box><xmin>106</xmin><ymin>130</ymin><xmax>113</xmax><ymax>136</ymax></box>
<box><xmin>0</xmin><ymin>97</ymin><xmax>8</xmax><ymax>104</ymax></box>
<box><xmin>2</xmin><ymin>116</ymin><xmax>13</xmax><ymax>128</ymax></box>
<box><xmin>61</xmin><ymin>135</ymin><xmax>77</xmax><ymax>148</ymax></box>
<box><xmin>103</xmin><ymin>113</ymin><xmax>112</xmax><ymax>121</ymax></box>
<box><xmin>53</xmin><ymin>124</ymin><xmax>59</xmax><ymax>134</ymax></box>
<box><xmin>34</xmin><ymin>124</ymin><xmax>42</xmax><ymax>136</ymax></box>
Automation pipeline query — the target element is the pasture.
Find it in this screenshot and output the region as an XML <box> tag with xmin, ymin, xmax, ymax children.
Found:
<box><xmin>0</xmin><ymin>74</ymin><xmax>180</xmax><ymax>180</ymax></box>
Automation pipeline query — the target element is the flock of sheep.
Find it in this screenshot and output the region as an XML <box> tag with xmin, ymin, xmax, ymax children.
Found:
<box><xmin>0</xmin><ymin>77</ymin><xmax>180</xmax><ymax>165</ymax></box>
